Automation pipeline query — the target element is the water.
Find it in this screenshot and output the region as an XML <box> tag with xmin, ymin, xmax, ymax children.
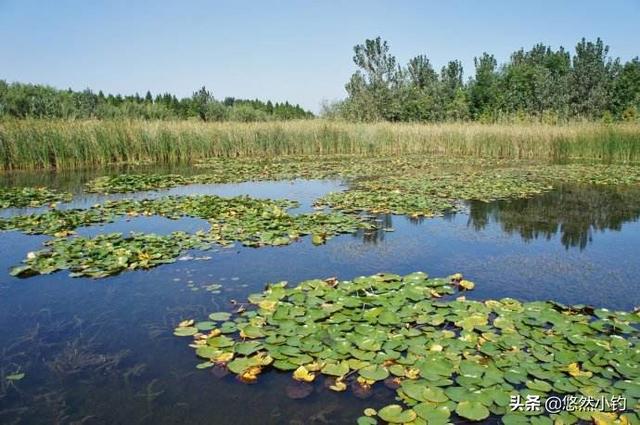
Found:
<box><xmin>1</xmin><ymin>174</ymin><xmax>639</xmax><ymax>424</ymax></box>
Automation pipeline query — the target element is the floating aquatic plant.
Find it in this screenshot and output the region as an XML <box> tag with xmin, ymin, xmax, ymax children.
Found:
<box><xmin>84</xmin><ymin>157</ymin><xmax>640</xmax><ymax>219</ymax></box>
<box><xmin>8</xmin><ymin>204</ymin><xmax>366</xmax><ymax>278</ymax></box>
<box><xmin>315</xmin><ymin>170</ymin><xmax>553</xmax><ymax>216</ymax></box>
<box><xmin>10</xmin><ymin>232</ymin><xmax>209</xmax><ymax>278</ymax></box>
<box><xmin>85</xmin><ymin>156</ymin><xmax>640</xmax><ymax>198</ymax></box>
<box><xmin>175</xmin><ymin>272</ymin><xmax>639</xmax><ymax>424</ymax></box>
<box><xmin>86</xmin><ymin>174</ymin><xmax>191</xmax><ymax>194</ymax></box>
<box><xmin>0</xmin><ymin>195</ymin><xmax>364</xmax><ymax>247</ymax></box>
<box><xmin>0</xmin><ymin>195</ymin><xmax>296</xmax><ymax>236</ymax></box>
<box><xmin>0</xmin><ymin>186</ymin><xmax>72</xmax><ymax>209</ymax></box>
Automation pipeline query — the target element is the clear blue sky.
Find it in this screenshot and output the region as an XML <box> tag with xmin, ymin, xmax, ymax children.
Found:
<box><xmin>1</xmin><ymin>0</ymin><xmax>639</xmax><ymax>112</ymax></box>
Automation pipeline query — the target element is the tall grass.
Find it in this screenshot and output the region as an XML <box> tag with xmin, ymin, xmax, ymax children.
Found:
<box><xmin>0</xmin><ymin>119</ymin><xmax>639</xmax><ymax>170</ymax></box>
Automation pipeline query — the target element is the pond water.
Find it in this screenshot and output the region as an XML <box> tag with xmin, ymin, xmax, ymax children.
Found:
<box><xmin>0</xmin><ymin>173</ymin><xmax>639</xmax><ymax>424</ymax></box>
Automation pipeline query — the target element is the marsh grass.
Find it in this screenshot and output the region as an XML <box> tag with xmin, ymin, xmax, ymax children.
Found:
<box><xmin>1</xmin><ymin>119</ymin><xmax>639</xmax><ymax>170</ymax></box>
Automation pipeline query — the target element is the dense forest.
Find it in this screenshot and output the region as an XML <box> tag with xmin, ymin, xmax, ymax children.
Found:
<box><xmin>328</xmin><ymin>37</ymin><xmax>640</xmax><ymax>123</ymax></box>
<box><xmin>0</xmin><ymin>83</ymin><xmax>313</xmax><ymax>121</ymax></box>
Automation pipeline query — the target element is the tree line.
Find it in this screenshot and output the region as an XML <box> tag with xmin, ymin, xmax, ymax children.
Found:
<box><xmin>326</xmin><ymin>37</ymin><xmax>640</xmax><ymax>123</ymax></box>
<box><xmin>0</xmin><ymin>83</ymin><xmax>313</xmax><ymax>121</ymax></box>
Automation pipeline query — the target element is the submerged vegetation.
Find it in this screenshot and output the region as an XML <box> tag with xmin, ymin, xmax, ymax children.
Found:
<box><xmin>174</xmin><ymin>271</ymin><xmax>639</xmax><ymax>424</ymax></box>
<box><xmin>1</xmin><ymin>120</ymin><xmax>640</xmax><ymax>170</ymax></box>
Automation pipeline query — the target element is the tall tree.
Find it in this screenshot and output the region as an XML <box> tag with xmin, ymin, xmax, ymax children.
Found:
<box><xmin>407</xmin><ymin>55</ymin><xmax>437</xmax><ymax>90</ymax></box>
<box><xmin>570</xmin><ymin>38</ymin><xmax>613</xmax><ymax>118</ymax></box>
<box><xmin>470</xmin><ymin>53</ymin><xmax>498</xmax><ymax>118</ymax></box>
<box><xmin>191</xmin><ymin>86</ymin><xmax>213</xmax><ymax>121</ymax></box>
<box><xmin>348</xmin><ymin>37</ymin><xmax>402</xmax><ymax>120</ymax></box>
<box><xmin>611</xmin><ymin>57</ymin><xmax>640</xmax><ymax>119</ymax></box>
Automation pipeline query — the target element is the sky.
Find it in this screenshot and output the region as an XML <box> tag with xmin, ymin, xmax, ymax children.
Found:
<box><xmin>1</xmin><ymin>0</ymin><xmax>639</xmax><ymax>112</ymax></box>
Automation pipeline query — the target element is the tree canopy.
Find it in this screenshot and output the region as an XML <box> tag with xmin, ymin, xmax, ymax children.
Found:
<box><xmin>0</xmin><ymin>82</ymin><xmax>313</xmax><ymax>121</ymax></box>
<box><xmin>336</xmin><ymin>37</ymin><xmax>640</xmax><ymax>122</ymax></box>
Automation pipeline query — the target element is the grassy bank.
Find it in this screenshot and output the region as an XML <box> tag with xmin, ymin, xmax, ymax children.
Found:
<box><xmin>1</xmin><ymin>119</ymin><xmax>639</xmax><ymax>170</ymax></box>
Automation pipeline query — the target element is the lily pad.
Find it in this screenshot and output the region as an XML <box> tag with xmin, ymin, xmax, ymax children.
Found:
<box><xmin>172</xmin><ymin>270</ymin><xmax>640</xmax><ymax>425</ymax></box>
<box><xmin>359</xmin><ymin>365</ymin><xmax>389</xmax><ymax>382</ymax></box>
<box><xmin>174</xmin><ymin>327</ymin><xmax>198</xmax><ymax>337</ymax></box>
<box><xmin>455</xmin><ymin>400</ymin><xmax>490</xmax><ymax>421</ymax></box>
<box><xmin>209</xmin><ymin>312</ymin><xmax>232</xmax><ymax>321</ymax></box>
<box><xmin>322</xmin><ymin>362</ymin><xmax>350</xmax><ymax>377</ymax></box>
<box><xmin>377</xmin><ymin>405</ymin><xmax>417</xmax><ymax>424</ymax></box>
<box><xmin>413</xmin><ymin>403</ymin><xmax>450</xmax><ymax>424</ymax></box>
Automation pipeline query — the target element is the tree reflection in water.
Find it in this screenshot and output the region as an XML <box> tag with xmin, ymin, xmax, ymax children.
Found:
<box><xmin>467</xmin><ymin>184</ymin><xmax>640</xmax><ymax>250</ymax></box>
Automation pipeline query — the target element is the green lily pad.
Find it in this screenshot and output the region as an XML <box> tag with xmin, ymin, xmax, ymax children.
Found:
<box><xmin>455</xmin><ymin>401</ymin><xmax>490</xmax><ymax>421</ymax></box>
<box><xmin>357</xmin><ymin>417</ymin><xmax>377</xmax><ymax>425</ymax></box>
<box><xmin>171</xmin><ymin>269</ymin><xmax>640</xmax><ymax>425</ymax></box>
<box><xmin>195</xmin><ymin>346</ymin><xmax>220</xmax><ymax>359</ymax></box>
<box><xmin>227</xmin><ymin>357</ymin><xmax>252</xmax><ymax>374</ymax></box>
<box><xmin>322</xmin><ymin>362</ymin><xmax>350</xmax><ymax>377</ymax></box>
<box><xmin>195</xmin><ymin>321</ymin><xmax>216</xmax><ymax>331</ymax></box>
<box><xmin>377</xmin><ymin>405</ymin><xmax>417</xmax><ymax>423</ymax></box>
<box><xmin>174</xmin><ymin>326</ymin><xmax>198</xmax><ymax>336</ymax></box>
<box><xmin>209</xmin><ymin>312</ymin><xmax>232</xmax><ymax>321</ymax></box>
<box><xmin>235</xmin><ymin>341</ymin><xmax>262</xmax><ymax>356</ymax></box>
<box><xmin>359</xmin><ymin>365</ymin><xmax>389</xmax><ymax>382</ymax></box>
<box><xmin>413</xmin><ymin>403</ymin><xmax>450</xmax><ymax>424</ymax></box>
<box><xmin>526</xmin><ymin>379</ymin><xmax>552</xmax><ymax>392</ymax></box>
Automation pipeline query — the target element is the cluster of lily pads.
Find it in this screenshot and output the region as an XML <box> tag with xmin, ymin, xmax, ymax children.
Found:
<box><xmin>531</xmin><ymin>164</ymin><xmax>640</xmax><ymax>186</ymax></box>
<box><xmin>313</xmin><ymin>163</ymin><xmax>640</xmax><ymax>217</ymax></box>
<box><xmin>85</xmin><ymin>158</ymin><xmax>355</xmax><ymax>194</ymax></box>
<box><xmin>315</xmin><ymin>170</ymin><xmax>552</xmax><ymax>217</ymax></box>
<box><xmin>174</xmin><ymin>271</ymin><xmax>639</xmax><ymax>425</ymax></box>
<box><xmin>83</xmin><ymin>157</ymin><xmax>640</xmax><ymax>218</ymax></box>
<box><xmin>0</xmin><ymin>186</ymin><xmax>72</xmax><ymax>209</ymax></box>
<box><xmin>10</xmin><ymin>232</ymin><xmax>209</xmax><ymax>278</ymax></box>
<box><xmin>6</xmin><ymin>156</ymin><xmax>640</xmax><ymax>279</ymax></box>
<box><xmin>0</xmin><ymin>195</ymin><xmax>297</xmax><ymax>237</ymax></box>
<box><xmin>5</xmin><ymin>195</ymin><xmax>367</xmax><ymax>278</ymax></box>
<box><xmin>86</xmin><ymin>173</ymin><xmax>194</xmax><ymax>193</ymax></box>
<box><xmin>85</xmin><ymin>157</ymin><xmax>525</xmax><ymax>194</ymax></box>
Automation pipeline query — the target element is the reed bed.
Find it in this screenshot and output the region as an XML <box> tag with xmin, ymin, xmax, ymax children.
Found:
<box><xmin>0</xmin><ymin>119</ymin><xmax>639</xmax><ymax>170</ymax></box>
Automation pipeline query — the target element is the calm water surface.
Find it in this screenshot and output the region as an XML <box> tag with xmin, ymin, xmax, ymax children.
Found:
<box><xmin>0</xmin><ymin>171</ymin><xmax>639</xmax><ymax>424</ymax></box>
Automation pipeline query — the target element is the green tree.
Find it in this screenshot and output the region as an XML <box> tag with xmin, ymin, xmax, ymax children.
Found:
<box><xmin>570</xmin><ymin>38</ymin><xmax>613</xmax><ymax>118</ymax></box>
<box><xmin>348</xmin><ymin>37</ymin><xmax>402</xmax><ymax>120</ymax></box>
<box><xmin>191</xmin><ymin>86</ymin><xmax>213</xmax><ymax>121</ymax></box>
<box><xmin>470</xmin><ymin>53</ymin><xmax>498</xmax><ymax>118</ymax></box>
<box><xmin>407</xmin><ymin>55</ymin><xmax>437</xmax><ymax>90</ymax></box>
<box><xmin>611</xmin><ymin>57</ymin><xmax>640</xmax><ymax>118</ymax></box>
<box><xmin>500</xmin><ymin>44</ymin><xmax>571</xmax><ymax>118</ymax></box>
<box><xmin>437</xmin><ymin>60</ymin><xmax>465</xmax><ymax>121</ymax></box>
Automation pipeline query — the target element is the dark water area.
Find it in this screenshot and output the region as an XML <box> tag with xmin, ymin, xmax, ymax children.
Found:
<box><xmin>1</xmin><ymin>173</ymin><xmax>639</xmax><ymax>424</ymax></box>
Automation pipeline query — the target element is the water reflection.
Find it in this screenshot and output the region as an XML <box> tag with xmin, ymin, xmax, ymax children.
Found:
<box><xmin>467</xmin><ymin>184</ymin><xmax>640</xmax><ymax>250</ymax></box>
